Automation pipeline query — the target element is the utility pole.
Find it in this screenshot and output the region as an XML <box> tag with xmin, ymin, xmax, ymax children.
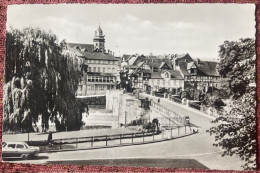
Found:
<box><xmin>125</xmin><ymin>111</ymin><xmax>127</xmax><ymax>127</ymax></box>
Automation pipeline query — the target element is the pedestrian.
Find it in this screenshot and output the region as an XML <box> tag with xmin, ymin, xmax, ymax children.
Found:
<box><xmin>47</xmin><ymin>131</ymin><xmax>53</xmax><ymax>146</ymax></box>
<box><xmin>158</xmin><ymin>98</ymin><xmax>160</xmax><ymax>103</ymax></box>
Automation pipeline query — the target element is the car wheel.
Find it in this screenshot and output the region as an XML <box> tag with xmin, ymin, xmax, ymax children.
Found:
<box><xmin>21</xmin><ymin>154</ymin><xmax>29</xmax><ymax>160</ymax></box>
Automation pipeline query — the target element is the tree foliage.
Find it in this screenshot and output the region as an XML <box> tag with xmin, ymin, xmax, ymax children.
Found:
<box><xmin>4</xmin><ymin>27</ymin><xmax>85</xmax><ymax>132</ymax></box>
<box><xmin>208</xmin><ymin>38</ymin><xmax>256</xmax><ymax>170</ymax></box>
<box><xmin>218</xmin><ymin>38</ymin><xmax>255</xmax><ymax>98</ymax></box>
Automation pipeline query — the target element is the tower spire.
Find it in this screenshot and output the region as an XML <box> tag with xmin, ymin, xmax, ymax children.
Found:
<box><xmin>93</xmin><ymin>24</ymin><xmax>105</xmax><ymax>53</ymax></box>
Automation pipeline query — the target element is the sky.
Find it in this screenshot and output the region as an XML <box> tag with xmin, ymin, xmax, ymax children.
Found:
<box><xmin>6</xmin><ymin>4</ymin><xmax>255</xmax><ymax>60</ymax></box>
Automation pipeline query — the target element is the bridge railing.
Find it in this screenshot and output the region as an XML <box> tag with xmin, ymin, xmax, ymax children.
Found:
<box><xmin>150</xmin><ymin>101</ymin><xmax>185</xmax><ymax>126</ymax></box>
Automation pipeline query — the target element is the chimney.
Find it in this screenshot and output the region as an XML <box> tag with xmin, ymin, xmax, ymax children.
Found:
<box><xmin>197</xmin><ymin>58</ymin><xmax>200</xmax><ymax>64</ymax></box>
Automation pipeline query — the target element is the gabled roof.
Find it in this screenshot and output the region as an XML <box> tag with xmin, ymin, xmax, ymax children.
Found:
<box><xmin>128</xmin><ymin>55</ymin><xmax>146</xmax><ymax>66</ymax></box>
<box><xmin>67</xmin><ymin>43</ymin><xmax>94</xmax><ymax>53</ymax></box>
<box><xmin>178</xmin><ymin>61</ymin><xmax>191</xmax><ymax>76</ymax></box>
<box><xmin>195</xmin><ymin>60</ymin><xmax>219</xmax><ymax>76</ymax></box>
<box><xmin>178</xmin><ymin>59</ymin><xmax>220</xmax><ymax>77</ymax></box>
<box><xmin>175</xmin><ymin>53</ymin><xmax>193</xmax><ymax>64</ymax></box>
<box><xmin>159</xmin><ymin>62</ymin><xmax>172</xmax><ymax>70</ymax></box>
<box><xmin>187</xmin><ymin>62</ymin><xmax>196</xmax><ymax>69</ymax></box>
<box><xmin>122</xmin><ymin>54</ymin><xmax>131</xmax><ymax>61</ymax></box>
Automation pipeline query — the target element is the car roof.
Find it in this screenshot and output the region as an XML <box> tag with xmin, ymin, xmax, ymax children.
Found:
<box><xmin>4</xmin><ymin>141</ymin><xmax>28</xmax><ymax>145</ymax></box>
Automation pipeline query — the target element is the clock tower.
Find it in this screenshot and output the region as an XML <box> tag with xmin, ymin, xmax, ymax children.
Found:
<box><xmin>93</xmin><ymin>24</ymin><xmax>105</xmax><ymax>52</ymax></box>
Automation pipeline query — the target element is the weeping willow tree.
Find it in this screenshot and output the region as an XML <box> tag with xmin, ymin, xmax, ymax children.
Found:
<box><xmin>4</xmin><ymin>27</ymin><xmax>85</xmax><ymax>132</ymax></box>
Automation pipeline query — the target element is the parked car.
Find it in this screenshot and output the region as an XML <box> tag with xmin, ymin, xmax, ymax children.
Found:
<box><xmin>2</xmin><ymin>142</ymin><xmax>40</xmax><ymax>159</ymax></box>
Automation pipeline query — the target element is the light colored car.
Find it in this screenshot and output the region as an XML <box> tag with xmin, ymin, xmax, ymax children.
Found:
<box><xmin>2</xmin><ymin>142</ymin><xmax>40</xmax><ymax>159</ymax></box>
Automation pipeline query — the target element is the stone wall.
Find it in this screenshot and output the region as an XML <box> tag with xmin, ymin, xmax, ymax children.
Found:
<box><xmin>106</xmin><ymin>90</ymin><xmax>144</xmax><ymax>126</ymax></box>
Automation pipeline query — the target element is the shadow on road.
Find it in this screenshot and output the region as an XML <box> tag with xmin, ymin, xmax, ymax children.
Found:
<box><xmin>46</xmin><ymin>158</ymin><xmax>209</xmax><ymax>169</ymax></box>
<box><xmin>3</xmin><ymin>156</ymin><xmax>49</xmax><ymax>161</ymax></box>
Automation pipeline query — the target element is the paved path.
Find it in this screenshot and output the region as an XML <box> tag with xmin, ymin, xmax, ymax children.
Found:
<box><xmin>5</xmin><ymin>93</ymin><xmax>245</xmax><ymax>170</ymax></box>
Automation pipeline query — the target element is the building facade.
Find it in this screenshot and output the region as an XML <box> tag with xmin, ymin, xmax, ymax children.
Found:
<box><xmin>67</xmin><ymin>25</ymin><xmax>119</xmax><ymax>96</ymax></box>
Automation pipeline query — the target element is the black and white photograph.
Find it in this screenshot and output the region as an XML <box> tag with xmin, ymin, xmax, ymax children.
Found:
<box><xmin>2</xmin><ymin>4</ymin><xmax>257</xmax><ymax>171</ymax></box>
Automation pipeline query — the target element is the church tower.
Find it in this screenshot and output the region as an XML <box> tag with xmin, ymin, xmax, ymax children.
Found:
<box><xmin>93</xmin><ymin>24</ymin><xmax>105</xmax><ymax>52</ymax></box>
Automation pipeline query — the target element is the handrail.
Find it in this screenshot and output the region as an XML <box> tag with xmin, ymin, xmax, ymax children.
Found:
<box><xmin>51</xmin><ymin>130</ymin><xmax>164</xmax><ymax>144</ymax></box>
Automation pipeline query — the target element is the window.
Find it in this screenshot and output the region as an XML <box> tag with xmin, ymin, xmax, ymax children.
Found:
<box><xmin>99</xmin><ymin>77</ymin><xmax>102</xmax><ymax>82</ymax></box>
<box><xmin>103</xmin><ymin>67</ymin><xmax>105</xmax><ymax>73</ymax></box>
<box><xmin>112</xmin><ymin>68</ymin><xmax>115</xmax><ymax>73</ymax></box>
<box><xmin>165</xmin><ymin>72</ymin><xmax>169</xmax><ymax>78</ymax></box>
<box><xmin>174</xmin><ymin>80</ymin><xmax>176</xmax><ymax>86</ymax></box>
<box><xmin>88</xmin><ymin>67</ymin><xmax>92</xmax><ymax>72</ymax></box>
<box><xmin>91</xmin><ymin>77</ymin><xmax>95</xmax><ymax>82</ymax></box>
<box><xmin>98</xmin><ymin>67</ymin><xmax>100</xmax><ymax>72</ymax></box>
<box><xmin>16</xmin><ymin>144</ymin><xmax>25</xmax><ymax>149</ymax></box>
<box><xmin>7</xmin><ymin>144</ymin><xmax>16</xmax><ymax>149</ymax></box>
<box><xmin>107</xmin><ymin>68</ymin><xmax>111</xmax><ymax>73</ymax></box>
<box><xmin>88</xmin><ymin>76</ymin><xmax>92</xmax><ymax>82</ymax></box>
<box><xmin>93</xmin><ymin>67</ymin><xmax>96</xmax><ymax>72</ymax></box>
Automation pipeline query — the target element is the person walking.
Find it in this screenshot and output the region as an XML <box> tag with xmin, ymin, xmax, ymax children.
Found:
<box><xmin>47</xmin><ymin>132</ymin><xmax>53</xmax><ymax>146</ymax></box>
<box><xmin>158</xmin><ymin>98</ymin><xmax>160</xmax><ymax>103</ymax></box>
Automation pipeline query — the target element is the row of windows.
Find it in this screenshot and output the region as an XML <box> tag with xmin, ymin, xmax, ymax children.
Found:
<box><xmin>185</xmin><ymin>76</ymin><xmax>219</xmax><ymax>80</ymax></box>
<box><xmin>88</xmin><ymin>67</ymin><xmax>116</xmax><ymax>73</ymax></box>
<box><xmin>88</xmin><ymin>76</ymin><xmax>115</xmax><ymax>83</ymax></box>
<box><xmin>150</xmin><ymin>79</ymin><xmax>182</xmax><ymax>86</ymax></box>
<box><xmin>87</xmin><ymin>85</ymin><xmax>115</xmax><ymax>90</ymax></box>
<box><xmin>87</xmin><ymin>60</ymin><xmax>117</xmax><ymax>65</ymax></box>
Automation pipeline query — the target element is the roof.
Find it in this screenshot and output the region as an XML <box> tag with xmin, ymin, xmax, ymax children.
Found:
<box><xmin>175</xmin><ymin>53</ymin><xmax>193</xmax><ymax>64</ymax></box>
<box><xmin>122</xmin><ymin>54</ymin><xmax>131</xmax><ymax>61</ymax></box>
<box><xmin>79</xmin><ymin>52</ymin><xmax>118</xmax><ymax>61</ymax></box>
<box><xmin>178</xmin><ymin>60</ymin><xmax>219</xmax><ymax>76</ymax></box>
<box><xmin>67</xmin><ymin>43</ymin><xmax>94</xmax><ymax>53</ymax></box>
<box><xmin>150</xmin><ymin>70</ymin><xmax>183</xmax><ymax>79</ymax></box>
<box><xmin>178</xmin><ymin>61</ymin><xmax>191</xmax><ymax>76</ymax></box>
<box><xmin>147</xmin><ymin>62</ymin><xmax>160</xmax><ymax>68</ymax></box>
<box><xmin>151</xmin><ymin>72</ymin><xmax>163</xmax><ymax>79</ymax></box>
<box><xmin>187</xmin><ymin>62</ymin><xmax>196</xmax><ymax>69</ymax></box>
<box><xmin>168</xmin><ymin>70</ymin><xmax>183</xmax><ymax>79</ymax></box>
<box><xmin>195</xmin><ymin>60</ymin><xmax>219</xmax><ymax>76</ymax></box>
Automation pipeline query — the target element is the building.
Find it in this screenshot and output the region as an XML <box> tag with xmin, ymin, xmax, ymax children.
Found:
<box><xmin>67</xmin><ymin>25</ymin><xmax>119</xmax><ymax>96</ymax></box>
<box><xmin>125</xmin><ymin>53</ymin><xmax>221</xmax><ymax>95</ymax></box>
<box><xmin>174</xmin><ymin>54</ymin><xmax>221</xmax><ymax>92</ymax></box>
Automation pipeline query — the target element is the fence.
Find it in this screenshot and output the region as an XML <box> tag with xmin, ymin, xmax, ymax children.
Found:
<box><xmin>170</xmin><ymin>96</ymin><xmax>182</xmax><ymax>104</ymax></box>
<box><xmin>47</xmin><ymin>127</ymin><xmax>194</xmax><ymax>151</ymax></box>
<box><xmin>188</xmin><ymin>101</ymin><xmax>201</xmax><ymax>110</ymax></box>
<box><xmin>150</xmin><ymin>101</ymin><xmax>185</xmax><ymax>126</ymax></box>
<box><xmin>154</xmin><ymin>92</ymin><xmax>164</xmax><ymax>98</ymax></box>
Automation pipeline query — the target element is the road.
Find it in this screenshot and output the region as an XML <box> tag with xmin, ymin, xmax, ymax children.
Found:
<box><xmin>4</xmin><ymin>93</ymin><xmax>245</xmax><ymax>170</ymax></box>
